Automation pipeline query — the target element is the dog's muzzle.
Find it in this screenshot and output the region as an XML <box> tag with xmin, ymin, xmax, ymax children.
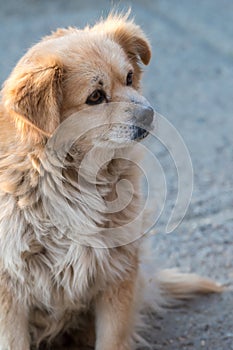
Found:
<box><xmin>106</xmin><ymin>100</ymin><xmax>154</xmax><ymax>144</ymax></box>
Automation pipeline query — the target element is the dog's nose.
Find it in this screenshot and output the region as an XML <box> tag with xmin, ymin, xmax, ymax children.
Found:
<box><xmin>134</xmin><ymin>105</ymin><xmax>154</xmax><ymax>127</ymax></box>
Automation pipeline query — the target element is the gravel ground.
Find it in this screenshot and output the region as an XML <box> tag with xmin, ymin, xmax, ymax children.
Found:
<box><xmin>1</xmin><ymin>0</ymin><xmax>233</xmax><ymax>349</ymax></box>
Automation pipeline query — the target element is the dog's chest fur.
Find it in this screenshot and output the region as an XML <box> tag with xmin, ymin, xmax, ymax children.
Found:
<box><xmin>0</xmin><ymin>146</ymin><xmax>141</xmax><ymax>340</ymax></box>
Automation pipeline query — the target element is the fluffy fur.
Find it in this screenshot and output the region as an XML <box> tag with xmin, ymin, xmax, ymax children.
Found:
<box><xmin>0</xmin><ymin>13</ymin><xmax>222</xmax><ymax>350</ymax></box>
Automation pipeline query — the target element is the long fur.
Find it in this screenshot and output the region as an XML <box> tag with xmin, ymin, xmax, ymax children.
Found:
<box><xmin>0</xmin><ymin>14</ymin><xmax>222</xmax><ymax>350</ymax></box>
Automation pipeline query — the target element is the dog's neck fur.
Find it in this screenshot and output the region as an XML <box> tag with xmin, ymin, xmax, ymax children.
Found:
<box><xmin>0</xmin><ymin>121</ymin><xmax>141</xmax><ymax>313</ymax></box>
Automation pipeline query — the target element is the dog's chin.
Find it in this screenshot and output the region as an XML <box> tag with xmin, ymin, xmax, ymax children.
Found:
<box><xmin>99</xmin><ymin>132</ymin><xmax>149</xmax><ymax>149</ymax></box>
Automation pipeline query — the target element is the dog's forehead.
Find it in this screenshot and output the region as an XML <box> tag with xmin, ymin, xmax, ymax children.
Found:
<box><xmin>22</xmin><ymin>30</ymin><xmax>133</xmax><ymax>82</ymax></box>
<box><xmin>63</xmin><ymin>32</ymin><xmax>132</xmax><ymax>73</ymax></box>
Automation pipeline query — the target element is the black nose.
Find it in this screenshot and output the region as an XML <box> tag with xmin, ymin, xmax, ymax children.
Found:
<box><xmin>134</xmin><ymin>105</ymin><xmax>154</xmax><ymax>127</ymax></box>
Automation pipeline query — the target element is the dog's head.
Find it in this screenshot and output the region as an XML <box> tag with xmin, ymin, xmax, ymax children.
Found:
<box><xmin>3</xmin><ymin>13</ymin><xmax>154</xmax><ymax>146</ymax></box>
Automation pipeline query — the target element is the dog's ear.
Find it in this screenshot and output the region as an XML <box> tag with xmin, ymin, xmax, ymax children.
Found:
<box><xmin>92</xmin><ymin>13</ymin><xmax>151</xmax><ymax>68</ymax></box>
<box><xmin>3</xmin><ymin>55</ymin><xmax>63</xmax><ymax>135</ymax></box>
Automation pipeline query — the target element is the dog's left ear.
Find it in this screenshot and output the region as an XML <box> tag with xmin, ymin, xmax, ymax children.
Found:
<box><xmin>92</xmin><ymin>14</ymin><xmax>151</xmax><ymax>67</ymax></box>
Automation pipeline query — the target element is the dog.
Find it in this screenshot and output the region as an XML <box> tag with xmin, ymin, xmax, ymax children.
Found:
<box><xmin>0</xmin><ymin>13</ymin><xmax>222</xmax><ymax>350</ymax></box>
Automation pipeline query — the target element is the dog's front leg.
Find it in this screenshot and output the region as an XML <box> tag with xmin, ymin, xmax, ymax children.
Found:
<box><xmin>95</xmin><ymin>272</ymin><xmax>137</xmax><ymax>350</ymax></box>
<box><xmin>0</xmin><ymin>283</ymin><xmax>30</xmax><ymax>350</ymax></box>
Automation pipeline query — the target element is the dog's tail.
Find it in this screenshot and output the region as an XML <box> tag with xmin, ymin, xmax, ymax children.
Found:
<box><xmin>155</xmin><ymin>269</ymin><xmax>223</xmax><ymax>300</ymax></box>
<box><xmin>140</xmin><ymin>268</ymin><xmax>223</xmax><ymax>311</ymax></box>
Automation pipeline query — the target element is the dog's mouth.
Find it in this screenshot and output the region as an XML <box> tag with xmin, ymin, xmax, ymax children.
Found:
<box><xmin>131</xmin><ymin>126</ymin><xmax>149</xmax><ymax>141</ymax></box>
<box><xmin>107</xmin><ymin>123</ymin><xmax>151</xmax><ymax>144</ymax></box>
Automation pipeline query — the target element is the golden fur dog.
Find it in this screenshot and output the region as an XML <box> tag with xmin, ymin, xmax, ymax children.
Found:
<box><xmin>0</xmin><ymin>13</ymin><xmax>222</xmax><ymax>350</ymax></box>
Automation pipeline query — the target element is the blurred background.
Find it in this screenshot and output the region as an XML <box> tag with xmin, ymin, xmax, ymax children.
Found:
<box><xmin>1</xmin><ymin>0</ymin><xmax>233</xmax><ymax>349</ymax></box>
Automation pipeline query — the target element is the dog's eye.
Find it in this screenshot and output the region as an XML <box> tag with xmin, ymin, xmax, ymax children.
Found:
<box><xmin>126</xmin><ymin>71</ymin><xmax>133</xmax><ymax>86</ymax></box>
<box><xmin>86</xmin><ymin>90</ymin><xmax>106</xmax><ymax>105</ymax></box>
